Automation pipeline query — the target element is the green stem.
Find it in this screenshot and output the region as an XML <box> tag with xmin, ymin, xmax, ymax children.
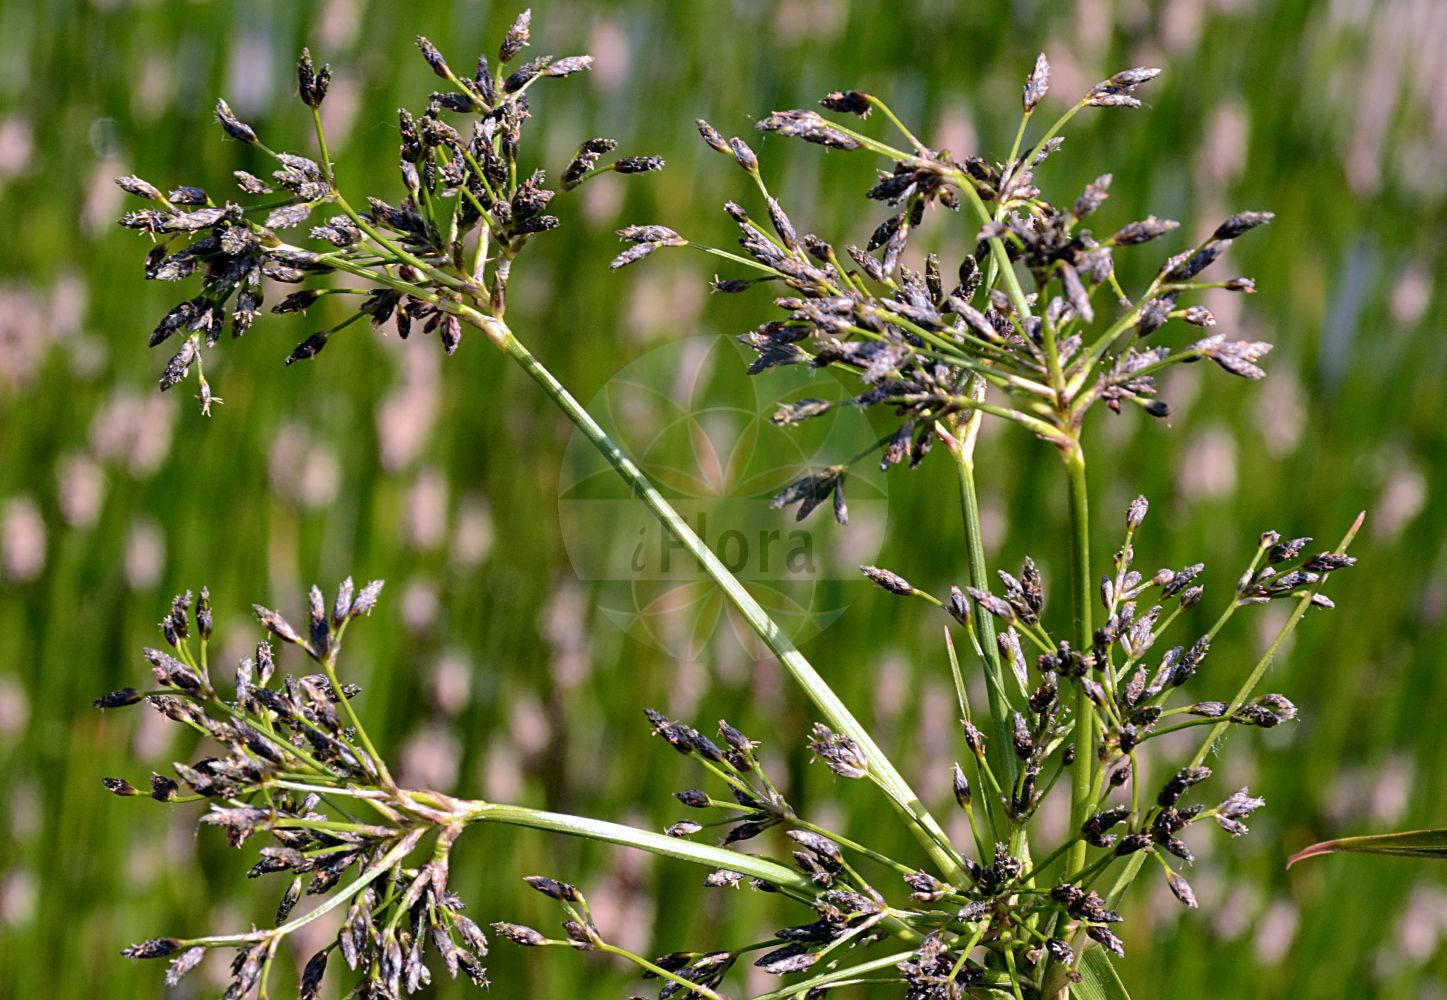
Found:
<box><xmin>493</xmin><ymin>322</ymin><xmax>964</xmax><ymax>883</ymax></box>
<box><xmin>1063</xmin><ymin>443</ymin><xmax>1094</xmax><ymax>875</ymax></box>
<box><xmin>464</xmin><ymin>801</ymin><xmax>815</xmax><ymax>894</ymax></box>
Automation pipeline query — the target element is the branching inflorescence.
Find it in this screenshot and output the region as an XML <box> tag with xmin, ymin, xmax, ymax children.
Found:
<box><xmin>107</xmin><ymin>12</ymin><xmax>1363</xmax><ymax>999</ymax></box>
<box><xmin>118</xmin><ymin>9</ymin><xmax>660</xmax><ymax>414</ymax></box>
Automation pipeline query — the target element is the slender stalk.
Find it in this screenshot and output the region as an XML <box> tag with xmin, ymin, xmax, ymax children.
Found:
<box><xmin>596</xmin><ymin>943</ymin><xmax>727</xmax><ymax>1000</ymax></box>
<box><xmin>493</xmin><ymin>322</ymin><xmax>965</xmax><ymax>883</ymax></box>
<box><xmin>751</xmin><ymin>951</ymin><xmax>919</xmax><ymax>1000</ymax></box>
<box><xmin>185</xmin><ymin>828</ymin><xmax>425</xmax><ymax>947</ymax></box>
<box><xmin>463</xmin><ymin>801</ymin><xmax>816</xmax><ymax>895</ymax></box>
<box><xmin>1186</xmin><ymin>513</ymin><xmax>1365</xmax><ymax>770</ymax></box>
<box><xmin>1063</xmin><ymin>443</ymin><xmax>1094</xmax><ymax>874</ymax></box>
<box><xmin>948</xmin><ymin>412</ymin><xmax>1018</xmax><ymax>797</ymax></box>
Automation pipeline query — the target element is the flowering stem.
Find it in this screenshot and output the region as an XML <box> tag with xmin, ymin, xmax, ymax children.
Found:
<box><xmin>1063</xmin><ymin>442</ymin><xmax>1095</xmax><ymax>874</ymax></box>
<box><xmin>492</xmin><ymin>321</ymin><xmax>965</xmax><ymax>883</ymax></box>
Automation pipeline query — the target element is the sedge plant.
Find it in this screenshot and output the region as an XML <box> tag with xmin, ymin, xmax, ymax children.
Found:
<box><xmin>103</xmin><ymin>13</ymin><xmax>1363</xmax><ymax>998</ymax></box>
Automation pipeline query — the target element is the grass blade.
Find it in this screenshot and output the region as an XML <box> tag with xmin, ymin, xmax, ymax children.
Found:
<box><xmin>1287</xmin><ymin>828</ymin><xmax>1447</xmax><ymax>868</ymax></box>
<box><xmin>1072</xmin><ymin>947</ymin><xmax>1133</xmax><ymax>1000</ymax></box>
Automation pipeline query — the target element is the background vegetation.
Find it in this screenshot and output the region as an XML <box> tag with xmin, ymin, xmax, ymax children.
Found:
<box><xmin>0</xmin><ymin>0</ymin><xmax>1442</xmax><ymax>996</ymax></box>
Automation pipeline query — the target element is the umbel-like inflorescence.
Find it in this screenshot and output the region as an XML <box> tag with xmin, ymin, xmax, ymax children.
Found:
<box><xmin>622</xmin><ymin>62</ymin><xmax>1271</xmax><ymax>516</ymax></box>
<box><xmin>116</xmin><ymin>9</ymin><xmax>661</xmax><ymax>413</ymax></box>
<box><xmin>106</xmin><ymin>14</ymin><xmax>1368</xmax><ymax>999</ymax></box>
<box><xmin>100</xmin><ymin>580</ymin><xmax>500</xmax><ymax>996</ymax></box>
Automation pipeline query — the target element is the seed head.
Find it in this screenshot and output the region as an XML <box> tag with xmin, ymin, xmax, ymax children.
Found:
<box><xmin>951</xmin><ymin>763</ymin><xmax>971</xmax><ymax>807</ymax></box>
<box><xmin>806</xmin><ymin>722</ymin><xmax>868</xmax><ymax>779</ymax></box>
<box><xmin>103</xmin><ymin>777</ymin><xmax>139</xmax><ymax>796</ymax></box>
<box><xmin>860</xmin><ymin>564</ymin><xmax>914</xmax><ymax>596</ymax></box>
<box><xmin>214</xmin><ymin>99</ymin><xmax>257</xmax><ymax>145</ymax></box>
<box><xmin>492</xmin><ymin>922</ymin><xmax>547</xmax><ymax>946</ymax></box>
<box><xmin>696</xmin><ymin>118</ymin><xmax>730</xmax><ymax>154</ymax></box>
<box><xmin>94</xmin><ymin>688</ymin><xmax>143</xmax><ymax>709</ymax></box>
<box><xmin>820</xmin><ymin>90</ymin><xmax>872</xmax><ymax>116</ymax></box>
<box><xmin>297</xmin><ymin>48</ymin><xmax>332</xmax><ymax>107</ymax></box>
<box><xmin>122</xmin><ymin>938</ymin><xmax>183</xmax><ymax>959</ymax></box>
<box><xmin>729</xmin><ymin>137</ymin><xmax>759</xmax><ymax>173</ymax></box>
<box><xmin>1022</xmin><ymin>53</ymin><xmax>1050</xmax><ymax>111</ymax></box>
<box><xmin>612</xmin><ymin>155</ymin><xmax>666</xmax><ymax>175</ymax></box>
<box><xmin>499</xmin><ymin>10</ymin><xmax>532</xmax><ymax>64</ymax></box>
<box><xmin>1213</xmin><ymin>211</ymin><xmax>1275</xmax><ymax>241</ymax></box>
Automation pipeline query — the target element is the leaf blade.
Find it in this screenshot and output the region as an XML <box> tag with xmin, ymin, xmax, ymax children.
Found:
<box><xmin>1071</xmin><ymin>947</ymin><xmax>1132</xmax><ymax>1000</ymax></box>
<box><xmin>1287</xmin><ymin>827</ymin><xmax>1447</xmax><ymax>868</ymax></box>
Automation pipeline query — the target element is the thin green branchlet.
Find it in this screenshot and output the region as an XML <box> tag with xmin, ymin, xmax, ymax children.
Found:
<box><xmin>108</xmin><ymin>17</ymin><xmax>1362</xmax><ymax>999</ymax></box>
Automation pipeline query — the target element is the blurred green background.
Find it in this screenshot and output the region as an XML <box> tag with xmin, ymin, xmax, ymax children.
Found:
<box><xmin>1</xmin><ymin>0</ymin><xmax>1443</xmax><ymax>996</ymax></box>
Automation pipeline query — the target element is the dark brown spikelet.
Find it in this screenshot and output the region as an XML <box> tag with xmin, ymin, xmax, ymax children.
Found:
<box><xmin>947</xmin><ymin>585</ymin><xmax>970</xmax><ymax>625</ymax></box>
<box><xmin>116</xmin><ymin>174</ymin><xmax>163</xmax><ymax>200</ymax></box>
<box><xmin>806</xmin><ymin>722</ymin><xmax>868</xmax><ymax>779</ymax></box>
<box><xmin>770</xmin><ymin>467</ymin><xmax>846</xmax><ymax>523</ymax></box>
<box><xmin>1112</xmin><ymin>216</ymin><xmax>1179</xmax><ymax>245</ymax></box>
<box><xmin>214</xmin><ymin>99</ymin><xmax>257</xmax><ymax>145</ymax></box>
<box><xmin>1073</xmin><ymin>173</ymin><xmax>1111</xmax><ymax>219</ymax></box>
<box><xmin>499</xmin><ymin>9</ymin><xmax>532</xmax><ymax>64</ymax></box>
<box><xmin>820</xmin><ymin>90</ymin><xmax>871</xmax><ymax>116</ymax></box>
<box><xmin>1167</xmin><ymin>870</ymin><xmax>1198</xmax><ymax>908</ymax></box>
<box><xmin>1012</xmin><ymin>712</ymin><xmax>1033</xmax><ymax>759</ymax></box>
<box><xmin>298</xmin><ymin>949</ymin><xmax>328</xmax><ymax>1000</ymax></box>
<box><xmin>522</xmin><ymin>875</ymin><xmax>583</xmax><ymax>902</ymax></box>
<box><xmin>163</xmin><ymin>946</ymin><xmax>205</xmax><ymax>987</ymax></box>
<box><xmin>416</xmin><ymin>36</ymin><xmax>452</xmax><ymax>80</ymax></box>
<box><xmin>252</xmin><ymin>604</ymin><xmax>306</xmax><ymax>646</ymax></box>
<box><xmin>196</xmin><ymin>587</ymin><xmax>213</xmax><ymax>641</ymax></box>
<box><xmin>860</xmin><ymin>564</ymin><xmax>914</xmax><ymax>596</ymax></box>
<box><xmin>696</xmin><ymin>118</ymin><xmax>730</xmax><ymax>154</ymax></box>
<box><xmin>612</xmin><ymin>155</ymin><xmax>666</xmax><ymax>175</ymax></box>
<box><xmin>150</xmin><ymin>773</ymin><xmax>178</xmax><ymax>801</ymax></box>
<box><xmin>951</xmin><ymin>762</ymin><xmax>971</xmax><ymax>807</ymax></box>
<box><xmin>729</xmin><ymin>137</ymin><xmax>759</xmax><ymax>173</ymax></box>
<box><xmin>492</xmin><ymin>922</ymin><xmax>547</xmax><ymax>946</ymax></box>
<box><xmin>961</xmin><ymin>720</ymin><xmax>987</xmax><ymax>759</ymax></box>
<box><xmin>440</xmin><ymin>314</ymin><xmax>462</xmax><ymax>356</ymax></box>
<box><xmin>95</xmin><ymin>688</ymin><xmax>143</xmax><ymax>709</ymax></box>
<box><xmin>1213</xmin><ymin>211</ymin><xmax>1275</xmax><ymax>241</ymax></box>
<box><xmin>284</xmin><ymin>331</ymin><xmax>330</xmax><ymax>366</ymax></box>
<box><xmin>561</xmin><ymin>137</ymin><xmax>618</xmax><ymax>190</ymax></box>
<box><xmin>1023</xmin><ymin>53</ymin><xmax>1050</xmax><ymax>112</ymax></box>
<box><xmin>1087</xmin><ymin>925</ymin><xmax>1126</xmax><ymax>956</ymax></box>
<box><xmin>297</xmin><ymin>48</ymin><xmax>332</xmax><ymax>107</ymax></box>
<box><xmin>122</xmin><ymin>938</ymin><xmax>182</xmax><ymax>959</ymax></box>
<box><xmin>103</xmin><ymin>777</ymin><xmax>139</xmax><ymax>796</ymax></box>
